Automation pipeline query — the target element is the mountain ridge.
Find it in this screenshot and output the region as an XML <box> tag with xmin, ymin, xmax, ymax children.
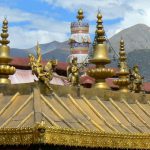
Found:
<box><xmin>9</xmin><ymin>23</ymin><xmax>150</xmax><ymax>81</ymax></box>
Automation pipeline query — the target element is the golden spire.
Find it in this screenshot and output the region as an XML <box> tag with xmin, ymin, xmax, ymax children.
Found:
<box><xmin>113</xmin><ymin>38</ymin><xmax>130</xmax><ymax>92</ymax></box>
<box><xmin>77</xmin><ymin>8</ymin><xmax>84</xmax><ymax>21</ymax></box>
<box><xmin>96</xmin><ymin>11</ymin><xmax>106</xmax><ymax>44</ymax></box>
<box><xmin>119</xmin><ymin>38</ymin><xmax>127</xmax><ymax>67</ymax></box>
<box><xmin>87</xmin><ymin>12</ymin><xmax>114</xmax><ymax>89</ymax></box>
<box><xmin>0</xmin><ymin>18</ymin><xmax>16</xmax><ymax>84</ymax></box>
<box><xmin>0</xmin><ymin>18</ymin><xmax>10</xmax><ymax>45</ymax></box>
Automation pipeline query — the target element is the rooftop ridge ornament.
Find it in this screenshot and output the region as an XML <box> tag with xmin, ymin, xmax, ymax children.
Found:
<box><xmin>29</xmin><ymin>42</ymin><xmax>57</xmax><ymax>92</ymax></box>
<box><xmin>129</xmin><ymin>65</ymin><xmax>143</xmax><ymax>93</ymax></box>
<box><xmin>67</xmin><ymin>57</ymin><xmax>79</xmax><ymax>86</ymax></box>
<box><xmin>76</xmin><ymin>8</ymin><xmax>84</xmax><ymax>21</ymax></box>
<box><xmin>0</xmin><ymin>18</ymin><xmax>16</xmax><ymax>84</ymax></box>
<box><xmin>113</xmin><ymin>38</ymin><xmax>130</xmax><ymax>92</ymax></box>
<box><xmin>87</xmin><ymin>12</ymin><xmax>114</xmax><ymax>89</ymax></box>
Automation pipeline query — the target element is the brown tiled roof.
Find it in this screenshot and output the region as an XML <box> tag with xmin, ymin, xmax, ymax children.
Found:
<box><xmin>11</xmin><ymin>57</ymin><xmax>68</xmax><ymax>70</ymax></box>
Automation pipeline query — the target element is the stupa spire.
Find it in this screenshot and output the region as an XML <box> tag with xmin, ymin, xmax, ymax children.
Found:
<box><xmin>76</xmin><ymin>8</ymin><xmax>84</xmax><ymax>21</ymax></box>
<box><xmin>0</xmin><ymin>18</ymin><xmax>16</xmax><ymax>84</ymax></box>
<box><xmin>113</xmin><ymin>38</ymin><xmax>130</xmax><ymax>92</ymax></box>
<box><xmin>87</xmin><ymin>12</ymin><xmax>114</xmax><ymax>89</ymax></box>
<box><xmin>96</xmin><ymin>11</ymin><xmax>106</xmax><ymax>44</ymax></box>
<box><xmin>0</xmin><ymin>18</ymin><xmax>10</xmax><ymax>45</ymax></box>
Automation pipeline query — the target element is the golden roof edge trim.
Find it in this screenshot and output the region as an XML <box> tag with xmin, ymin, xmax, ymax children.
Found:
<box><xmin>0</xmin><ymin>127</ymin><xmax>150</xmax><ymax>149</ymax></box>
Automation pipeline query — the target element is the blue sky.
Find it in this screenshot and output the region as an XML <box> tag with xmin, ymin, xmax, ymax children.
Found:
<box><xmin>0</xmin><ymin>0</ymin><xmax>149</xmax><ymax>48</ymax></box>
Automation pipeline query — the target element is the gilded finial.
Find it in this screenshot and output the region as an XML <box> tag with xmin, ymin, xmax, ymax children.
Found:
<box><xmin>0</xmin><ymin>18</ymin><xmax>16</xmax><ymax>84</ymax></box>
<box><xmin>113</xmin><ymin>38</ymin><xmax>130</xmax><ymax>92</ymax></box>
<box><xmin>87</xmin><ymin>12</ymin><xmax>114</xmax><ymax>89</ymax></box>
<box><xmin>77</xmin><ymin>8</ymin><xmax>84</xmax><ymax>21</ymax></box>
<box><xmin>96</xmin><ymin>11</ymin><xmax>105</xmax><ymax>44</ymax></box>
<box><xmin>0</xmin><ymin>18</ymin><xmax>10</xmax><ymax>45</ymax></box>
<box><xmin>119</xmin><ymin>37</ymin><xmax>127</xmax><ymax>63</ymax></box>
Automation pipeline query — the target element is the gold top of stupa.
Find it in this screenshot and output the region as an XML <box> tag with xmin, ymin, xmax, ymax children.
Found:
<box><xmin>96</xmin><ymin>11</ymin><xmax>106</xmax><ymax>44</ymax></box>
<box><xmin>77</xmin><ymin>8</ymin><xmax>84</xmax><ymax>21</ymax></box>
<box><xmin>87</xmin><ymin>12</ymin><xmax>114</xmax><ymax>89</ymax></box>
<box><xmin>0</xmin><ymin>18</ymin><xmax>16</xmax><ymax>84</ymax></box>
<box><xmin>0</xmin><ymin>18</ymin><xmax>10</xmax><ymax>45</ymax></box>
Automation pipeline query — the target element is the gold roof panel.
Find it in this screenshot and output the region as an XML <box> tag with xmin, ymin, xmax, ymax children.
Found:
<box><xmin>0</xmin><ymin>82</ymin><xmax>149</xmax><ymax>149</ymax></box>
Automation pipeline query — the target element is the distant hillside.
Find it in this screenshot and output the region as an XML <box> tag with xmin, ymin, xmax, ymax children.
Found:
<box><xmin>42</xmin><ymin>49</ymin><xmax>70</xmax><ymax>61</ymax></box>
<box><xmin>109</xmin><ymin>24</ymin><xmax>150</xmax><ymax>53</ymax></box>
<box><xmin>27</xmin><ymin>41</ymin><xmax>70</xmax><ymax>55</ymax></box>
<box><xmin>9</xmin><ymin>24</ymin><xmax>150</xmax><ymax>81</ymax></box>
<box><xmin>10</xmin><ymin>48</ymin><xmax>29</xmax><ymax>58</ymax></box>
<box><xmin>10</xmin><ymin>24</ymin><xmax>150</xmax><ymax>58</ymax></box>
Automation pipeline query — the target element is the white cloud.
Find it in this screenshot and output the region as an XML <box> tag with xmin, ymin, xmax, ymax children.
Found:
<box><xmin>0</xmin><ymin>0</ymin><xmax>150</xmax><ymax>48</ymax></box>
<box><xmin>0</xmin><ymin>7</ymin><xmax>31</xmax><ymax>22</ymax></box>
<box><xmin>9</xmin><ymin>27</ymin><xmax>68</xmax><ymax>48</ymax></box>
<box><xmin>43</xmin><ymin>0</ymin><xmax>150</xmax><ymax>38</ymax></box>
<box><xmin>42</xmin><ymin>0</ymin><xmax>128</xmax><ymax>20</ymax></box>
<box><xmin>0</xmin><ymin>6</ymin><xmax>70</xmax><ymax>48</ymax></box>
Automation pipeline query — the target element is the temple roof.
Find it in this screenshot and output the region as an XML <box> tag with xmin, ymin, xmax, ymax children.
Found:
<box><xmin>0</xmin><ymin>82</ymin><xmax>150</xmax><ymax>149</ymax></box>
<box><xmin>1</xmin><ymin>84</ymin><xmax>150</xmax><ymax>131</ymax></box>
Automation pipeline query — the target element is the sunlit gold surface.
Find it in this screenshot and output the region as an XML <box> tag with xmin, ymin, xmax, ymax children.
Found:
<box><xmin>113</xmin><ymin>38</ymin><xmax>130</xmax><ymax>92</ymax></box>
<box><xmin>0</xmin><ymin>18</ymin><xmax>15</xmax><ymax>84</ymax></box>
<box><xmin>129</xmin><ymin>65</ymin><xmax>143</xmax><ymax>93</ymax></box>
<box><xmin>0</xmin><ymin>82</ymin><xmax>150</xmax><ymax>149</ymax></box>
<box><xmin>0</xmin><ymin>127</ymin><xmax>150</xmax><ymax>149</ymax></box>
<box><xmin>67</xmin><ymin>57</ymin><xmax>79</xmax><ymax>86</ymax></box>
<box><xmin>87</xmin><ymin>12</ymin><xmax>114</xmax><ymax>89</ymax></box>
<box><xmin>29</xmin><ymin>42</ymin><xmax>57</xmax><ymax>91</ymax></box>
<box><xmin>77</xmin><ymin>8</ymin><xmax>84</xmax><ymax>21</ymax></box>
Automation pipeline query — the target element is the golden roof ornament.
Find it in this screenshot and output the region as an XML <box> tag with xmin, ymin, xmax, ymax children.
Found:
<box><xmin>67</xmin><ymin>57</ymin><xmax>79</xmax><ymax>86</ymax></box>
<box><xmin>29</xmin><ymin>42</ymin><xmax>57</xmax><ymax>91</ymax></box>
<box><xmin>0</xmin><ymin>18</ymin><xmax>16</xmax><ymax>84</ymax></box>
<box><xmin>77</xmin><ymin>8</ymin><xmax>84</xmax><ymax>21</ymax></box>
<box><xmin>87</xmin><ymin>12</ymin><xmax>114</xmax><ymax>89</ymax></box>
<box><xmin>113</xmin><ymin>38</ymin><xmax>130</xmax><ymax>92</ymax></box>
<box><xmin>129</xmin><ymin>65</ymin><xmax>143</xmax><ymax>93</ymax></box>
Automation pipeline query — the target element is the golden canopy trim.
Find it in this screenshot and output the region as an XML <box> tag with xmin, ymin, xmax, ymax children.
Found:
<box><xmin>0</xmin><ymin>126</ymin><xmax>150</xmax><ymax>149</ymax></box>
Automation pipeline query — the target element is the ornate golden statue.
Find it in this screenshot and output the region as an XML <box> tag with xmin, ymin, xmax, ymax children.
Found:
<box><xmin>129</xmin><ymin>65</ymin><xmax>143</xmax><ymax>93</ymax></box>
<box><xmin>29</xmin><ymin>42</ymin><xmax>57</xmax><ymax>91</ymax></box>
<box><xmin>67</xmin><ymin>57</ymin><xmax>79</xmax><ymax>86</ymax></box>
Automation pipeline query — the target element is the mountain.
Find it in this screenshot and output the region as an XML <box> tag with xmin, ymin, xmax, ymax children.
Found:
<box><xmin>10</xmin><ymin>24</ymin><xmax>150</xmax><ymax>59</ymax></box>
<box><xmin>27</xmin><ymin>41</ymin><xmax>70</xmax><ymax>55</ymax></box>
<box><xmin>109</xmin><ymin>24</ymin><xmax>150</xmax><ymax>53</ymax></box>
<box><xmin>42</xmin><ymin>49</ymin><xmax>70</xmax><ymax>61</ymax></box>
<box><xmin>10</xmin><ymin>48</ymin><xmax>29</xmax><ymax>58</ymax></box>
<box><xmin>9</xmin><ymin>24</ymin><xmax>150</xmax><ymax>81</ymax></box>
<box><xmin>10</xmin><ymin>41</ymin><xmax>70</xmax><ymax>61</ymax></box>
